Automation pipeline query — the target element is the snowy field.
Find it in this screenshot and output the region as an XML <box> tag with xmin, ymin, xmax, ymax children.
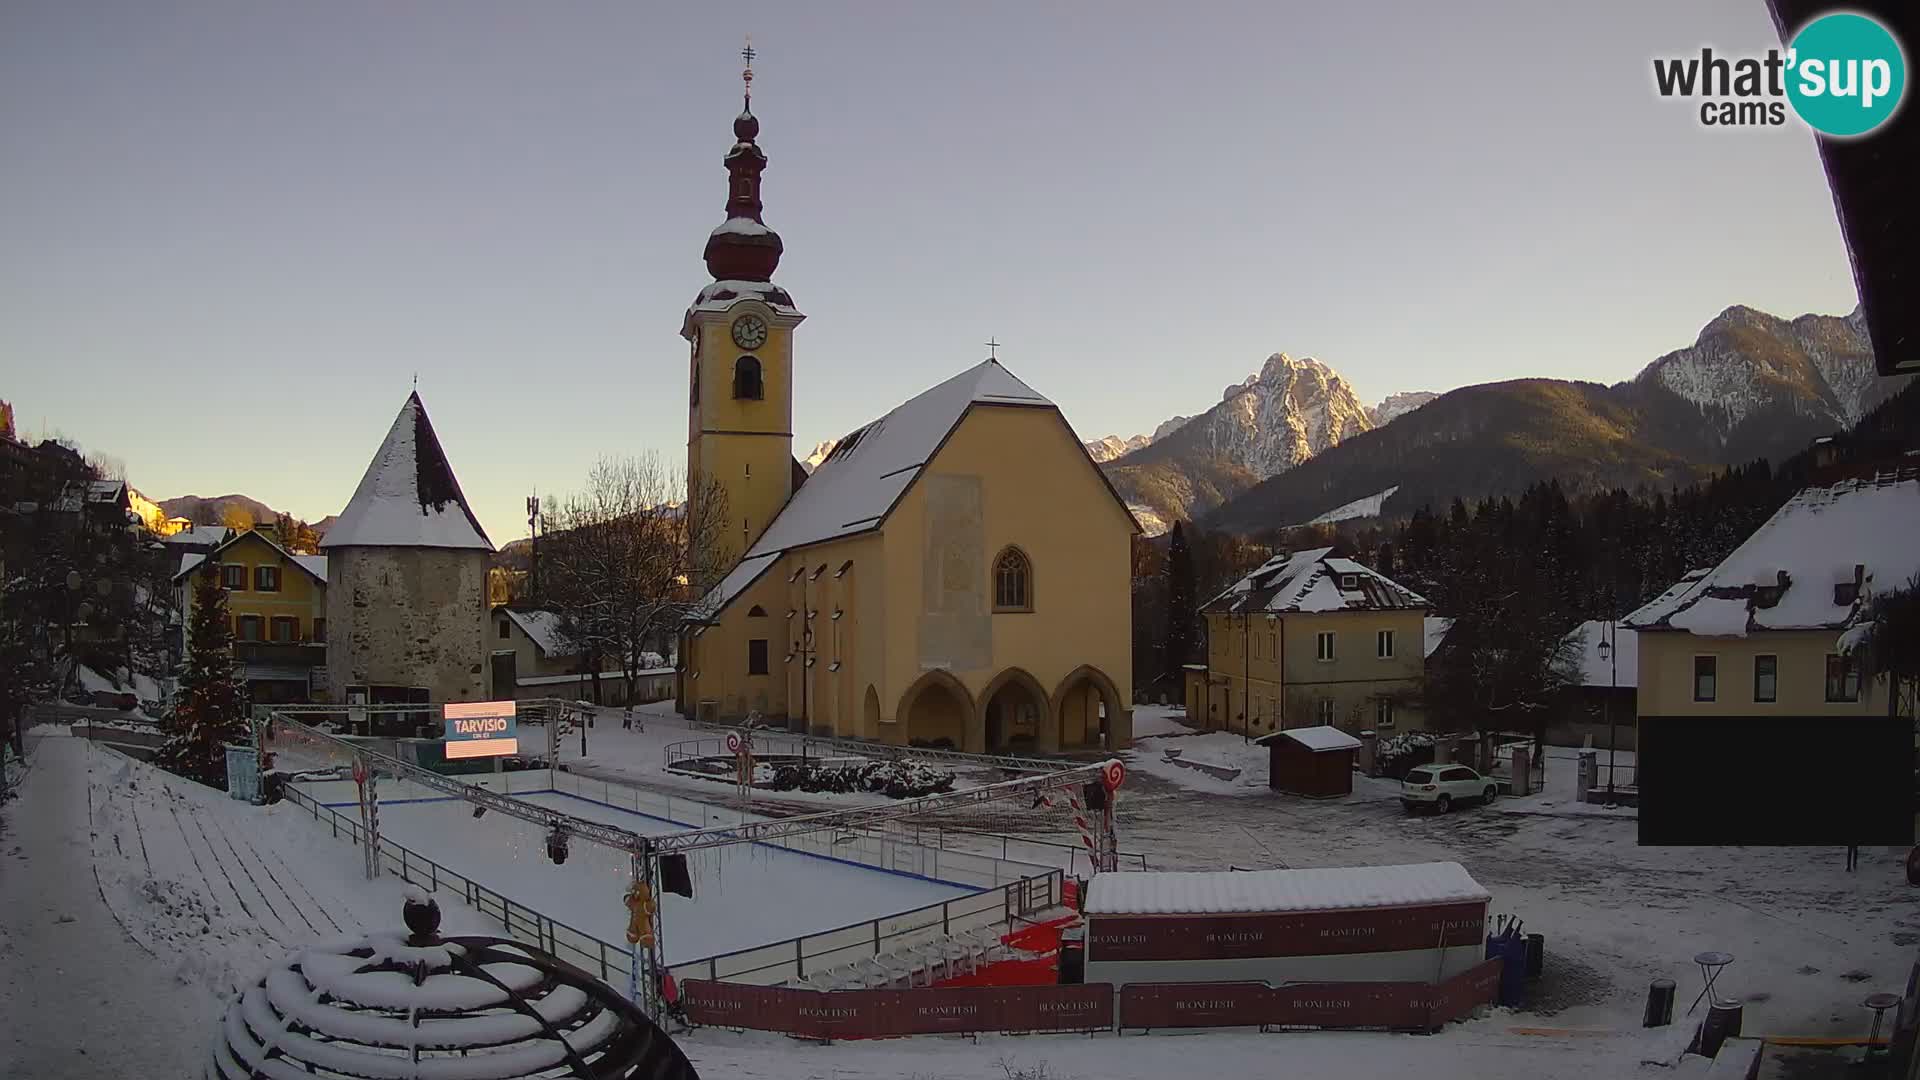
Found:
<box><xmin>349</xmin><ymin>787</ymin><xmax>979</xmax><ymax>965</ymax></box>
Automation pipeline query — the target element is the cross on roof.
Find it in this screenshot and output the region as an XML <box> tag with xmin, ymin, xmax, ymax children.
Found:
<box><xmin>985</xmin><ymin>337</ymin><xmax>1001</xmax><ymax>360</ymax></box>
<box><xmin>741</xmin><ymin>36</ymin><xmax>755</xmax><ymax>99</ymax></box>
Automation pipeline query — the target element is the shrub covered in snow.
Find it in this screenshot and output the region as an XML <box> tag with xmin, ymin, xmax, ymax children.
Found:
<box><xmin>1373</xmin><ymin>731</ymin><xmax>1438</xmax><ymax>779</ymax></box>
<box><xmin>767</xmin><ymin>758</ymin><xmax>957</xmax><ymax>798</ymax></box>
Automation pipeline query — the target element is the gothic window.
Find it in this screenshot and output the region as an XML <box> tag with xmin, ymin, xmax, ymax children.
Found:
<box><xmin>748</xmin><ymin>605</ymin><xmax>767</xmax><ymax>618</ymax></box>
<box><xmin>993</xmin><ymin>547</ymin><xmax>1032</xmax><ymax>612</ymax></box>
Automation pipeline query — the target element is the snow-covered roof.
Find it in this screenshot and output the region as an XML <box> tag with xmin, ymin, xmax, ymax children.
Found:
<box><xmin>1424</xmin><ymin>616</ymin><xmax>1453</xmax><ymax>658</ymax></box>
<box><xmin>1085</xmin><ymin>861</ymin><xmax>1489</xmax><ymax>916</ymax></box>
<box><xmin>1624</xmin><ymin>472</ymin><xmax>1920</xmax><ymax>636</ymax></box>
<box><xmin>500</xmin><ymin>609</ymin><xmax>575</xmax><ymax>657</ymax></box>
<box><xmin>320</xmin><ymin>392</ymin><xmax>493</xmax><ymax>552</ymax></box>
<box><xmin>702</xmin><ymin>360</ymin><xmax>1090</xmax><ymax>613</ymax></box>
<box><xmin>710</xmin><ymin>217</ymin><xmax>775</xmax><ymax>238</ymax></box>
<box><xmin>174</xmin><ymin>531</ymin><xmax>328</xmax><ymax>584</ymax></box>
<box><xmin>1256</xmin><ymin>724</ymin><xmax>1363</xmax><ymax>752</ymax></box>
<box><xmin>86</xmin><ymin>479</ymin><xmax>127</xmax><ymax>503</ymax></box>
<box><xmin>164</xmin><ymin>525</ymin><xmax>232</xmax><ymax>547</ymax></box>
<box><xmin>689</xmin><ymin>279</ymin><xmax>801</xmax><ymax>316</ymax></box>
<box><xmin>1560</xmin><ymin>620</ymin><xmax>1638</xmax><ymax>689</ymax></box>
<box><xmin>1203</xmin><ymin>548</ymin><xmax>1428</xmax><ymax>615</ymax></box>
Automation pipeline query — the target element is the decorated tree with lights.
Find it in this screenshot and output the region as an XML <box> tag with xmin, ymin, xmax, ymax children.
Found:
<box><xmin>156</xmin><ymin>562</ymin><xmax>250</xmax><ymax>787</ymax></box>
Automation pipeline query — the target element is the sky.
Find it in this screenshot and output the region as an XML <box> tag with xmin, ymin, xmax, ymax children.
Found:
<box><xmin>0</xmin><ymin>2</ymin><xmax>1862</xmax><ymax>543</ymax></box>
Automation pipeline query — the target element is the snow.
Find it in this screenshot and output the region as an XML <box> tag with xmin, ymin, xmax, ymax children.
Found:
<box><xmin>709</xmin><ymin>217</ymin><xmax>774</xmax><ymax>238</ymax></box>
<box><xmin>1206</xmin><ymin>546</ymin><xmax>1427</xmax><ymax>615</ymax></box>
<box><xmin>1425</xmin><ymin>616</ymin><xmax>1454</xmax><ymax>658</ymax></box>
<box><xmin>355</xmin><ymin>787</ymin><xmax>977</xmax><ymax>966</ymax></box>
<box><xmin>1126</xmin><ymin>729</ymin><xmax>1276</xmax><ymax>796</ymax></box>
<box><xmin>1560</xmin><ymin>621</ymin><xmax>1639</xmax><ymax>688</ymax></box>
<box><xmin>690</xmin><ymin>279</ymin><xmax>800</xmax><ymax>315</ymax></box>
<box><xmin>164</xmin><ymin>524</ymin><xmax>234</xmax><ymax>550</ymax></box>
<box><xmin>9</xmin><ymin>706</ymin><xmax>1918</xmax><ymax>1077</ymax></box>
<box><xmin>319</xmin><ymin>392</ymin><xmax>494</xmax><ymax>551</ymax></box>
<box><xmin>177</xmin><ymin>535</ymin><xmax>328</xmax><ymax>583</ymax></box>
<box><xmin>1085</xmin><ymin>861</ymin><xmax>1489</xmax><ymax>916</ymax></box>
<box><xmin>1129</xmin><ymin>705</ymin><xmax>1196</xmax><ymax>740</ymax></box>
<box><xmin>1261</xmin><ymin>724</ymin><xmax>1362</xmax><ymax>753</ymax></box>
<box><xmin>1127</xmin><ymin>502</ymin><xmax>1169</xmax><ymax>537</ymax></box>
<box><xmin>1626</xmin><ymin>475</ymin><xmax>1920</xmax><ymax>637</ymax></box>
<box><xmin>293</xmin><ymin>554</ymin><xmax>327</xmax><ymax>582</ymax></box>
<box><xmin>1304</xmin><ymin>485</ymin><xmax>1401</xmax><ymax>526</ymax></box>
<box><xmin>705</xmin><ymin>360</ymin><xmax>1055</xmax><ymax>611</ymax></box>
<box><xmin>501</xmin><ymin>608</ymin><xmax>574</xmax><ymax>657</ymax></box>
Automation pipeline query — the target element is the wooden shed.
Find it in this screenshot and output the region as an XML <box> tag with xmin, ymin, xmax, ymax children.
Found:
<box><xmin>1258</xmin><ymin>725</ymin><xmax>1361</xmax><ymax>798</ymax></box>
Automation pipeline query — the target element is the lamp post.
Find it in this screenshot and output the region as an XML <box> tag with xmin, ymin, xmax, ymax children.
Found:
<box><xmin>1597</xmin><ymin>612</ymin><xmax>1619</xmax><ymax>807</ymax></box>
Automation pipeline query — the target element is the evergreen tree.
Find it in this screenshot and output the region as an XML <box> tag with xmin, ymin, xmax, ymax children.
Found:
<box><xmin>1163</xmin><ymin>521</ymin><xmax>1197</xmax><ymax>679</ymax></box>
<box><xmin>156</xmin><ymin>563</ymin><xmax>250</xmax><ymax>787</ymax></box>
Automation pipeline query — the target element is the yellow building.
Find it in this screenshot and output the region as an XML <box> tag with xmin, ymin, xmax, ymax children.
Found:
<box><xmin>676</xmin><ymin>84</ymin><xmax>1137</xmax><ymax>752</ymax></box>
<box><xmin>1625</xmin><ymin>472</ymin><xmax>1917</xmax><ymax>722</ymax></box>
<box><xmin>1191</xmin><ymin>549</ymin><xmax>1431</xmax><ymax>737</ymax></box>
<box><xmin>174</xmin><ymin>528</ymin><xmax>329</xmax><ymax>703</ymax></box>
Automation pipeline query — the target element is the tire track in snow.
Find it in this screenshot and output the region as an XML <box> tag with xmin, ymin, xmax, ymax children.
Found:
<box><xmin>197</xmin><ymin>810</ymin><xmax>293</xmax><ymax>936</ymax></box>
<box><xmin>252</xmin><ymin>837</ymin><xmax>349</xmax><ymax>935</ymax></box>
<box><xmin>165</xmin><ymin>795</ymin><xmax>253</xmax><ymax>923</ymax></box>
<box><xmin>214</xmin><ymin>819</ymin><xmax>321</xmax><ymax>937</ymax></box>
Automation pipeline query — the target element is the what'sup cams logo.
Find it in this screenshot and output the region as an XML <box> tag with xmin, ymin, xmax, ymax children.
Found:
<box><xmin>1654</xmin><ymin>11</ymin><xmax>1907</xmax><ymax>136</ymax></box>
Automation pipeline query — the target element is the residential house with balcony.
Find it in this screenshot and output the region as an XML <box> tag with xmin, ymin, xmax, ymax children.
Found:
<box><xmin>174</xmin><ymin>528</ymin><xmax>329</xmax><ymax>704</ymax></box>
<box><xmin>1188</xmin><ymin>548</ymin><xmax>1431</xmax><ymax>737</ymax></box>
<box><xmin>488</xmin><ymin>605</ymin><xmax>673</xmax><ymax>706</ymax></box>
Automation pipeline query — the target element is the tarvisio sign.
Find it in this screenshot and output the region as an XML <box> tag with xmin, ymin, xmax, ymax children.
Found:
<box><xmin>444</xmin><ymin>701</ymin><xmax>518</xmax><ymax>759</ymax></box>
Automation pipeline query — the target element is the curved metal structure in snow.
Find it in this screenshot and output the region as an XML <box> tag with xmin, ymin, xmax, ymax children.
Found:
<box><xmin>208</xmin><ymin>901</ymin><xmax>697</xmax><ymax>1080</ymax></box>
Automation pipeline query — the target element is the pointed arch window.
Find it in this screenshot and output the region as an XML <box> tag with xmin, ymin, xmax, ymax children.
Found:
<box><xmin>747</xmin><ymin>605</ymin><xmax>768</xmax><ymax>618</ymax></box>
<box><xmin>733</xmin><ymin>355</ymin><xmax>763</xmax><ymax>400</ymax></box>
<box><xmin>993</xmin><ymin>547</ymin><xmax>1033</xmax><ymax>613</ymax></box>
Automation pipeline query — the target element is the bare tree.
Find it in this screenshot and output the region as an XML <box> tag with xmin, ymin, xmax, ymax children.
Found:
<box><xmin>540</xmin><ymin>454</ymin><xmax>732</xmax><ymax>709</ymax></box>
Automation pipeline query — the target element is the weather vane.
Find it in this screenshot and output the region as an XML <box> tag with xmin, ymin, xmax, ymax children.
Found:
<box><xmin>742</xmin><ymin>36</ymin><xmax>755</xmax><ymax>104</ymax></box>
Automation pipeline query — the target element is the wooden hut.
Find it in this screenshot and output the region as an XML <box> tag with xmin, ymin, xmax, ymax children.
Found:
<box><xmin>1258</xmin><ymin>725</ymin><xmax>1361</xmax><ymax>798</ymax></box>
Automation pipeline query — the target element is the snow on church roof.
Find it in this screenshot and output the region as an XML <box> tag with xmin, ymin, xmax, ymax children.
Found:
<box><xmin>701</xmin><ymin>360</ymin><xmax>1053</xmax><ymax>611</ymax></box>
<box><xmin>1624</xmin><ymin>471</ymin><xmax>1920</xmax><ymax>636</ymax></box>
<box><xmin>320</xmin><ymin>393</ymin><xmax>493</xmax><ymax>552</ymax></box>
<box><xmin>1086</xmin><ymin>861</ymin><xmax>1489</xmax><ymax>916</ymax></box>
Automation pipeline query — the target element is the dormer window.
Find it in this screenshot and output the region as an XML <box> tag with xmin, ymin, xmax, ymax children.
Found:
<box><xmin>1339</xmin><ymin>574</ymin><xmax>1359</xmax><ymax>590</ymax></box>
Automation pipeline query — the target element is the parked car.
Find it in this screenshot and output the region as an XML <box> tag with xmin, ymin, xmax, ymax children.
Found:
<box><xmin>1401</xmin><ymin>764</ymin><xmax>1498</xmax><ymax>814</ymax></box>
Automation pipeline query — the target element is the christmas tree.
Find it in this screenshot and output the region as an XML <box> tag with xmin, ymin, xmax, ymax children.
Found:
<box><xmin>156</xmin><ymin>562</ymin><xmax>250</xmax><ymax>787</ymax></box>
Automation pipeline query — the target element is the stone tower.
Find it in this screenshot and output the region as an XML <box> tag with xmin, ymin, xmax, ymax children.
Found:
<box><xmin>682</xmin><ymin>48</ymin><xmax>805</xmax><ymax>567</ymax></box>
<box><xmin>322</xmin><ymin>392</ymin><xmax>494</xmax><ymax>709</ymax></box>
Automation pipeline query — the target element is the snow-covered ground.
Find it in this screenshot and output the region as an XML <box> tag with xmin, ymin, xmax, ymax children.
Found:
<box><xmin>5</xmin><ymin>709</ymin><xmax>1915</xmax><ymax>1079</ymax></box>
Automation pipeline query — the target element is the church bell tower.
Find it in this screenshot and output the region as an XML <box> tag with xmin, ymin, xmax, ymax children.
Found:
<box><xmin>683</xmin><ymin>42</ymin><xmax>804</xmax><ymax>567</ymax></box>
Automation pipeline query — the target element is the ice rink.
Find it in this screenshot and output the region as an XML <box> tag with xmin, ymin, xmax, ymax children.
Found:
<box><xmin>351</xmin><ymin>788</ymin><xmax>980</xmax><ymax>965</ymax></box>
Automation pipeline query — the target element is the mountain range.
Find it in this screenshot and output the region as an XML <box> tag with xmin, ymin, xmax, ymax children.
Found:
<box><xmin>1134</xmin><ymin>304</ymin><xmax>1902</xmax><ymax>537</ymax></box>
<box><xmin>156</xmin><ymin>493</ymin><xmax>334</xmax><ymax>536</ymax></box>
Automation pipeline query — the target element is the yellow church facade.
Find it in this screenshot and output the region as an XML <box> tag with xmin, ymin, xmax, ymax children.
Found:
<box><xmin>676</xmin><ymin>74</ymin><xmax>1135</xmax><ymax>753</ymax></box>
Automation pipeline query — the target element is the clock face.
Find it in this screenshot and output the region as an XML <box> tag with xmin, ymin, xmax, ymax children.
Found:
<box><xmin>731</xmin><ymin>314</ymin><xmax>769</xmax><ymax>350</ymax></box>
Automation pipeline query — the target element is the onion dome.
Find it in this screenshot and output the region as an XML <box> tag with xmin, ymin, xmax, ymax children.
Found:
<box><xmin>208</xmin><ymin>896</ymin><xmax>698</xmax><ymax>1079</ymax></box>
<box><xmin>702</xmin><ymin>47</ymin><xmax>783</xmax><ymax>283</ymax></box>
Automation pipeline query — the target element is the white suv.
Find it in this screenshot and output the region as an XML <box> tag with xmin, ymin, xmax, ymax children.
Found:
<box><xmin>1400</xmin><ymin>764</ymin><xmax>1498</xmax><ymax>814</ymax></box>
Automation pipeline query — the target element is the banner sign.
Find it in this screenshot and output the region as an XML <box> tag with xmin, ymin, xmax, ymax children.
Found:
<box><xmin>680</xmin><ymin>982</ymin><xmax>1113</xmax><ymax>1039</ymax></box>
<box><xmin>444</xmin><ymin>701</ymin><xmax>519</xmax><ymax>759</ymax></box>
<box><xmin>1087</xmin><ymin>901</ymin><xmax>1486</xmax><ymax>962</ymax></box>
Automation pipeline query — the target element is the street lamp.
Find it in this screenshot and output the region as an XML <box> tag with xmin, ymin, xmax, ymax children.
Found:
<box><xmin>1597</xmin><ymin>616</ymin><xmax>1619</xmax><ymax>807</ymax></box>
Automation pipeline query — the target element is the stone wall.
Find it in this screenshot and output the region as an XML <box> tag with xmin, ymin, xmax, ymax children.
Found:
<box><xmin>326</xmin><ymin>546</ymin><xmax>488</xmax><ymax>704</ymax></box>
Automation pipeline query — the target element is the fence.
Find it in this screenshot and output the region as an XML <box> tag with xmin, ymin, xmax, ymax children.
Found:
<box><xmin>678</xmin><ymin>958</ymin><xmax>1504</xmax><ymax>1040</ymax></box>
<box><xmin>680</xmin><ymin>715</ymin><xmax>1079</xmax><ymax>773</ymax></box>
<box><xmin>278</xmin><ymin>769</ymin><xmax>1068</xmax><ymax>990</ymax></box>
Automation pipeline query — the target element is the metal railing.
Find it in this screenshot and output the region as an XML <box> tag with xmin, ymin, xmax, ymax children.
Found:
<box><xmin>277</xmin><ymin>769</ymin><xmax>1069</xmax><ymax>992</ymax></box>
<box><xmin>278</xmin><ymin>782</ymin><xmax>643</xmax><ymax>987</ymax></box>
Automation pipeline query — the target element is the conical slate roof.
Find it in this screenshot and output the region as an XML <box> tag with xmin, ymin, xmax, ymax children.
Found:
<box><xmin>320</xmin><ymin>392</ymin><xmax>494</xmax><ymax>551</ymax></box>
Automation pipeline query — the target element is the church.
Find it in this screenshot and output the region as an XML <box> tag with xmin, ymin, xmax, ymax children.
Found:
<box><xmin>677</xmin><ymin>61</ymin><xmax>1137</xmax><ymax>753</ymax></box>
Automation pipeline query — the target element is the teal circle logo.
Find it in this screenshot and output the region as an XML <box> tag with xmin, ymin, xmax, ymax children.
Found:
<box><xmin>1786</xmin><ymin>12</ymin><xmax>1907</xmax><ymax>137</ymax></box>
